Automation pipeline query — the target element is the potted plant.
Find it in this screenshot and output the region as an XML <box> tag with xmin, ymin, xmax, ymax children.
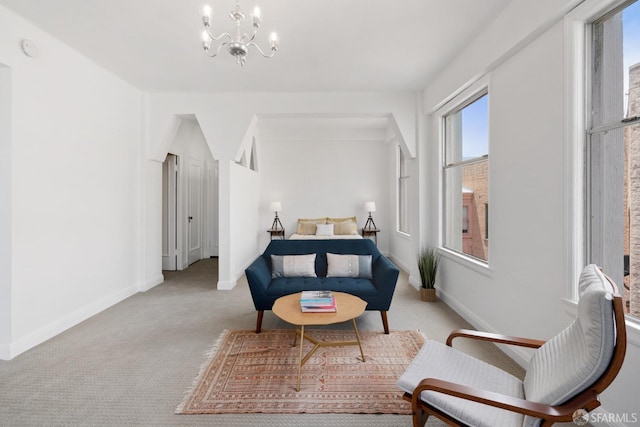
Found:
<box><xmin>417</xmin><ymin>246</ymin><xmax>440</xmax><ymax>302</ymax></box>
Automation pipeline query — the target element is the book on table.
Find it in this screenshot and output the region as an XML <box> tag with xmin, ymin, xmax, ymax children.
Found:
<box><xmin>300</xmin><ymin>290</ymin><xmax>337</xmax><ymax>312</ymax></box>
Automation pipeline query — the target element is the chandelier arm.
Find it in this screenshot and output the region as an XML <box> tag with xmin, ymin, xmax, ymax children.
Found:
<box><xmin>204</xmin><ymin>42</ymin><xmax>229</xmax><ymax>58</ymax></box>
<box><xmin>247</xmin><ymin>28</ymin><xmax>259</xmax><ymax>43</ymax></box>
<box><xmin>205</xmin><ymin>27</ymin><xmax>234</xmax><ymax>42</ymax></box>
<box><xmin>247</xmin><ymin>42</ymin><xmax>275</xmax><ymax>58</ymax></box>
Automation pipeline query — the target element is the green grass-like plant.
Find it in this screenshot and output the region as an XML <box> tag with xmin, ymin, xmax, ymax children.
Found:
<box><xmin>417</xmin><ymin>246</ymin><xmax>440</xmax><ymax>289</ymax></box>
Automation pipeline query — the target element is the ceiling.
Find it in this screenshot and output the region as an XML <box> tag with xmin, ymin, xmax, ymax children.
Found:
<box><xmin>1</xmin><ymin>0</ymin><xmax>512</xmax><ymax>93</ymax></box>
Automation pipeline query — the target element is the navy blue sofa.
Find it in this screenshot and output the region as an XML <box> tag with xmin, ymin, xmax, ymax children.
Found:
<box><xmin>245</xmin><ymin>239</ymin><xmax>400</xmax><ymax>334</ymax></box>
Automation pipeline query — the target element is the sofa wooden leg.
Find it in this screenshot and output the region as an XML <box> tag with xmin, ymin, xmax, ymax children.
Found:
<box><xmin>256</xmin><ymin>310</ymin><xmax>264</xmax><ymax>333</ymax></box>
<box><xmin>380</xmin><ymin>311</ymin><xmax>389</xmax><ymax>334</ymax></box>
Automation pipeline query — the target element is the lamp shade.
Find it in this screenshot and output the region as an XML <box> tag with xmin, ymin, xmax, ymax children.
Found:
<box><xmin>364</xmin><ymin>202</ymin><xmax>376</xmax><ymax>213</ymax></box>
<box><xmin>270</xmin><ymin>201</ymin><xmax>282</xmax><ymax>212</ymax></box>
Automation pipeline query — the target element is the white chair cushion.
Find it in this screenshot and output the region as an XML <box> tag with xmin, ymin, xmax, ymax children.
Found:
<box><xmin>397</xmin><ymin>340</ymin><xmax>525</xmax><ymax>427</ymax></box>
<box><xmin>522</xmin><ymin>264</ymin><xmax>615</xmax><ymax>427</ymax></box>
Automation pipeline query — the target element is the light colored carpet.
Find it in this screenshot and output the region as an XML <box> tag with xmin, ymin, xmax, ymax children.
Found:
<box><xmin>177</xmin><ymin>329</ymin><xmax>425</xmax><ymax>415</ymax></box>
<box><xmin>0</xmin><ymin>258</ymin><xmax>533</xmax><ymax>426</ymax></box>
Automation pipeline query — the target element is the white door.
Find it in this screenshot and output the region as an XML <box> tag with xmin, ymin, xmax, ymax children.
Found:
<box><xmin>161</xmin><ymin>154</ymin><xmax>178</xmax><ymax>270</ymax></box>
<box><xmin>187</xmin><ymin>158</ymin><xmax>202</xmax><ymax>265</ymax></box>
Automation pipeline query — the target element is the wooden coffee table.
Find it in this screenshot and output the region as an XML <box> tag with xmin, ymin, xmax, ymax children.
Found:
<box><xmin>272</xmin><ymin>291</ymin><xmax>368</xmax><ymax>391</ymax></box>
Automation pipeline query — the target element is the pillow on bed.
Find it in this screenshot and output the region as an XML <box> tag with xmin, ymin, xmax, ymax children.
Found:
<box><xmin>332</xmin><ymin>220</ymin><xmax>358</xmax><ymax>235</ymax></box>
<box><xmin>327</xmin><ymin>216</ymin><xmax>357</xmax><ymax>225</ymax></box>
<box><xmin>326</xmin><ymin>253</ymin><xmax>372</xmax><ymax>278</ymax></box>
<box><xmin>297</xmin><ymin>218</ymin><xmax>327</xmax><ymax>235</ymax></box>
<box><xmin>315</xmin><ymin>223</ymin><xmax>334</xmax><ymax>236</ymax></box>
<box><xmin>271</xmin><ymin>254</ymin><xmax>317</xmax><ymax>278</ymax></box>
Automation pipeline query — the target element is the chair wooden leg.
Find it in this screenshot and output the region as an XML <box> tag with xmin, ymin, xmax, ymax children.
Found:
<box><xmin>380</xmin><ymin>311</ymin><xmax>389</xmax><ymax>334</ymax></box>
<box><xmin>413</xmin><ymin>407</ymin><xmax>430</xmax><ymax>427</ymax></box>
<box><xmin>256</xmin><ymin>310</ymin><xmax>264</xmax><ymax>333</ymax></box>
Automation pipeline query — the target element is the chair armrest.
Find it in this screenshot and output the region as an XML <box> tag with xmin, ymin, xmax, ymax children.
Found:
<box><xmin>411</xmin><ymin>378</ymin><xmax>574</xmax><ymax>421</ymax></box>
<box><xmin>446</xmin><ymin>328</ymin><xmax>545</xmax><ymax>349</ymax></box>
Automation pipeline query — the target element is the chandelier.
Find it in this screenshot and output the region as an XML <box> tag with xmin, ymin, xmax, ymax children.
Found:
<box><xmin>200</xmin><ymin>1</ymin><xmax>279</xmax><ymax>67</ymax></box>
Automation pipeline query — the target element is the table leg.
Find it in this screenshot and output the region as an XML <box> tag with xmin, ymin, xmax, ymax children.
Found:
<box><xmin>297</xmin><ymin>324</ymin><xmax>304</xmax><ymax>392</ymax></box>
<box><xmin>352</xmin><ymin>318</ymin><xmax>366</xmax><ymax>362</ymax></box>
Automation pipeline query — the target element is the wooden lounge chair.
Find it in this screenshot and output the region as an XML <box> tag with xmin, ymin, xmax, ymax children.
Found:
<box><xmin>397</xmin><ymin>264</ymin><xmax>627</xmax><ymax>427</ymax></box>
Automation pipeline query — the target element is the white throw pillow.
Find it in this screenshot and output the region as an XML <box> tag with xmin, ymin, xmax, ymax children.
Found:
<box><xmin>315</xmin><ymin>223</ymin><xmax>334</xmax><ymax>236</ymax></box>
<box><xmin>271</xmin><ymin>254</ymin><xmax>317</xmax><ymax>278</ymax></box>
<box><xmin>326</xmin><ymin>253</ymin><xmax>372</xmax><ymax>278</ymax></box>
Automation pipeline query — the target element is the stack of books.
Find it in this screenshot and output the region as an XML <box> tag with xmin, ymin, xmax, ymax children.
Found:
<box><xmin>300</xmin><ymin>290</ymin><xmax>337</xmax><ymax>313</ymax></box>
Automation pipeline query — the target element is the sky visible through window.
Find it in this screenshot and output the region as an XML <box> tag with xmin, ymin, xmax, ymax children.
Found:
<box><xmin>461</xmin><ymin>94</ymin><xmax>488</xmax><ymax>160</ymax></box>
<box><xmin>624</xmin><ymin>1</ymin><xmax>640</xmax><ymax>115</ymax></box>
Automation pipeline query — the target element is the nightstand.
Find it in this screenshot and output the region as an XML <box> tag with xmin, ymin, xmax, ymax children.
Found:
<box><xmin>362</xmin><ymin>228</ymin><xmax>380</xmax><ymax>245</ymax></box>
<box><xmin>268</xmin><ymin>228</ymin><xmax>285</xmax><ymax>240</ymax></box>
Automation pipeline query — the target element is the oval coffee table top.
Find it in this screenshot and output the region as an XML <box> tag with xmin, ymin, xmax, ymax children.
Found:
<box><xmin>272</xmin><ymin>291</ymin><xmax>367</xmax><ymax>326</ymax></box>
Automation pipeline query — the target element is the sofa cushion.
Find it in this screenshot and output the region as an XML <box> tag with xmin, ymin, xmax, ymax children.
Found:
<box><xmin>266</xmin><ymin>277</ymin><xmax>378</xmax><ymax>297</ymax></box>
<box><xmin>271</xmin><ymin>254</ymin><xmax>317</xmax><ymax>278</ymax></box>
<box><xmin>326</xmin><ymin>253</ymin><xmax>372</xmax><ymax>278</ymax></box>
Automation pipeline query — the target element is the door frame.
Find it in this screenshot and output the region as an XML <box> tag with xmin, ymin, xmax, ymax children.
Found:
<box><xmin>162</xmin><ymin>154</ymin><xmax>178</xmax><ymax>271</ymax></box>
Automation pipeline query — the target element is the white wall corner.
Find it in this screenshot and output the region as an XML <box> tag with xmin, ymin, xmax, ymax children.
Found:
<box><xmin>216</xmin><ymin>279</ymin><xmax>237</xmax><ymax>290</ymax></box>
<box><xmin>150</xmin><ymin>116</ymin><xmax>182</xmax><ymax>162</ymax></box>
<box><xmin>140</xmin><ymin>274</ymin><xmax>164</xmax><ymax>292</ymax></box>
<box><xmin>389</xmin><ymin>114</ymin><xmax>415</xmax><ymax>158</ymax></box>
<box><xmin>234</xmin><ymin>114</ymin><xmax>258</xmax><ymax>163</ymax></box>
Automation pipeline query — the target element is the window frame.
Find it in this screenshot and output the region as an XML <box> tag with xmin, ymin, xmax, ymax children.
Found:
<box><xmin>565</xmin><ymin>0</ymin><xmax>640</xmax><ymax>339</ymax></box>
<box><xmin>586</xmin><ymin>0</ymin><xmax>640</xmax><ymax>319</ymax></box>
<box><xmin>397</xmin><ymin>145</ymin><xmax>410</xmax><ymax>235</ymax></box>
<box><xmin>437</xmin><ymin>77</ymin><xmax>491</xmax><ymax>268</ymax></box>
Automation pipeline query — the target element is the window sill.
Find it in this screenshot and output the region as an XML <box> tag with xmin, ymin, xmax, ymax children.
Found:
<box><xmin>439</xmin><ymin>247</ymin><xmax>494</xmax><ymax>278</ymax></box>
<box><xmin>395</xmin><ymin>231</ymin><xmax>411</xmax><ymax>240</ymax></box>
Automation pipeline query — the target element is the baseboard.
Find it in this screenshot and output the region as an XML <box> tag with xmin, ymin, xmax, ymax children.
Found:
<box><xmin>218</xmin><ymin>250</ymin><xmax>262</xmax><ymax>291</ymax></box>
<box><xmin>216</xmin><ymin>279</ymin><xmax>236</xmax><ymax>290</ymax></box>
<box><xmin>0</xmin><ymin>343</ymin><xmax>10</xmax><ymax>361</ymax></box>
<box><xmin>436</xmin><ymin>287</ymin><xmax>530</xmax><ymax>367</ymax></box>
<box><xmin>3</xmin><ymin>283</ymin><xmax>139</xmax><ymax>360</ymax></box>
<box><xmin>139</xmin><ymin>274</ymin><xmax>164</xmax><ymax>292</ymax></box>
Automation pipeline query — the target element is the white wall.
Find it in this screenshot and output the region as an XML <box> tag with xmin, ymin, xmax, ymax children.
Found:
<box><xmin>258</xmin><ymin>139</ymin><xmax>391</xmax><ymax>253</ymax></box>
<box><xmin>0</xmin><ymin>5</ymin><xmax>143</xmax><ymax>359</ymax></box>
<box><xmin>0</xmin><ymin>65</ymin><xmax>12</xmax><ymax>355</ymax></box>
<box><xmin>421</xmin><ymin>0</ymin><xmax>640</xmax><ymax>423</ymax></box>
<box><xmin>223</xmin><ymin>161</ymin><xmax>260</xmax><ymax>289</ymax></box>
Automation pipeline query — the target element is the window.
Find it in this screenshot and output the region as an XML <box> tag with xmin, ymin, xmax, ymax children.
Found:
<box><xmin>443</xmin><ymin>91</ymin><xmax>489</xmax><ymax>262</ymax></box>
<box><xmin>398</xmin><ymin>146</ymin><xmax>410</xmax><ymax>234</ymax></box>
<box><xmin>588</xmin><ymin>0</ymin><xmax>640</xmax><ymax>316</ymax></box>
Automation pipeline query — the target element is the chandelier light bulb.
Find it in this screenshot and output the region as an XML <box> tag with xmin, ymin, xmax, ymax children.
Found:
<box><xmin>202</xmin><ymin>4</ymin><xmax>212</xmax><ymax>26</ymax></box>
<box><xmin>201</xmin><ymin>30</ymin><xmax>211</xmax><ymax>50</ymax></box>
<box><xmin>269</xmin><ymin>32</ymin><xmax>279</xmax><ymax>50</ymax></box>
<box><xmin>252</xmin><ymin>6</ymin><xmax>261</xmax><ymax>21</ymax></box>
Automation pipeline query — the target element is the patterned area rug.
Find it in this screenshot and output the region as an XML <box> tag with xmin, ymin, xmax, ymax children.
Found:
<box><xmin>176</xmin><ymin>328</ymin><xmax>425</xmax><ymax>415</ymax></box>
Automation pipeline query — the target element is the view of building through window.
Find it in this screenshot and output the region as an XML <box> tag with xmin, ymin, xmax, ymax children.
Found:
<box><xmin>444</xmin><ymin>93</ymin><xmax>489</xmax><ymax>262</ymax></box>
<box><xmin>590</xmin><ymin>0</ymin><xmax>640</xmax><ymax>316</ymax></box>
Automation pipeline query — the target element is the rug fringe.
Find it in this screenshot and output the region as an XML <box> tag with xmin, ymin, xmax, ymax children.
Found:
<box><xmin>175</xmin><ymin>329</ymin><xmax>231</xmax><ymax>414</ymax></box>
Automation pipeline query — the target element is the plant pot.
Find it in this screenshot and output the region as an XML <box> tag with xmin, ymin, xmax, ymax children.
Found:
<box><xmin>420</xmin><ymin>288</ymin><xmax>437</xmax><ymax>302</ymax></box>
